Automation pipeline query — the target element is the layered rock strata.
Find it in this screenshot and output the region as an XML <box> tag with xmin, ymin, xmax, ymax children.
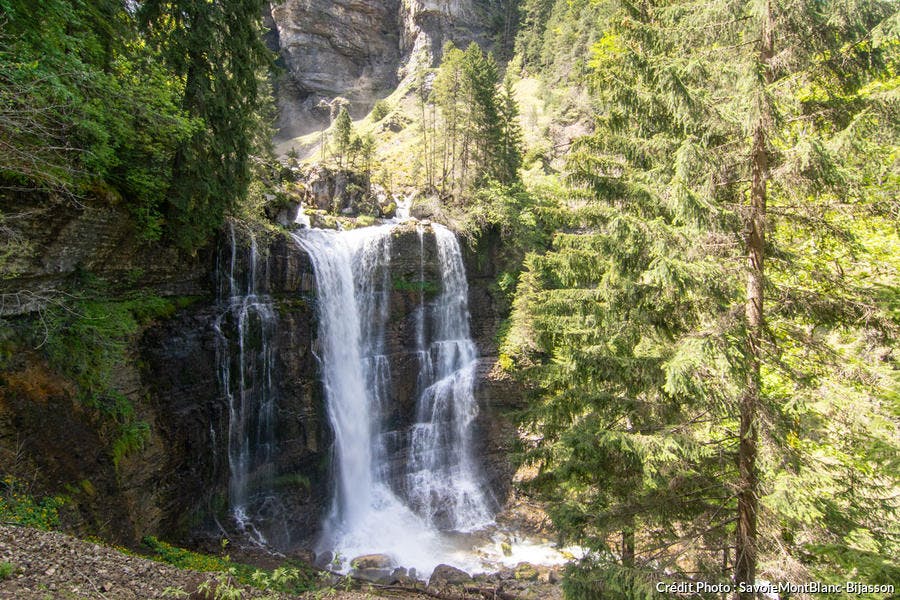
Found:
<box><xmin>267</xmin><ymin>0</ymin><xmax>504</xmax><ymax>139</ymax></box>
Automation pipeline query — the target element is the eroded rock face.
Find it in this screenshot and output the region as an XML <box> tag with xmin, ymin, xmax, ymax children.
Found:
<box><xmin>141</xmin><ymin>230</ymin><xmax>328</xmax><ymax>549</ymax></box>
<box><xmin>0</xmin><ymin>192</ymin><xmax>208</xmax><ymax>316</ymax></box>
<box><xmin>268</xmin><ymin>0</ymin><xmax>503</xmax><ymax>139</ymax></box>
<box><xmin>0</xmin><ymin>206</ymin><xmax>518</xmax><ymax>551</ymax></box>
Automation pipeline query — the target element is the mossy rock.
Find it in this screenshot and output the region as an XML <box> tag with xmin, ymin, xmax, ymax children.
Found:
<box><xmin>514</xmin><ymin>562</ymin><xmax>539</xmax><ymax>581</ymax></box>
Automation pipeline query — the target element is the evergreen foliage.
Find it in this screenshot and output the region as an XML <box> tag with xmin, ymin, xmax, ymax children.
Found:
<box><xmin>139</xmin><ymin>0</ymin><xmax>273</xmax><ymax>251</ymax></box>
<box><xmin>332</xmin><ymin>107</ymin><xmax>353</xmax><ymax>168</ymax></box>
<box><xmin>424</xmin><ymin>42</ymin><xmax>525</xmax><ymax>199</ymax></box>
<box><xmin>504</xmin><ymin>0</ymin><xmax>899</xmax><ymax>594</ymax></box>
<box><xmin>0</xmin><ymin>0</ymin><xmax>273</xmax><ymax>251</ymax></box>
<box><xmin>0</xmin><ymin>0</ymin><xmax>194</xmax><ymax>239</ymax></box>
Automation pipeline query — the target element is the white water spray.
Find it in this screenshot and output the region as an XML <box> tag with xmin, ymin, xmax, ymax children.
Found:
<box><xmin>293</xmin><ymin>223</ymin><xmax>494</xmax><ymax>575</ymax></box>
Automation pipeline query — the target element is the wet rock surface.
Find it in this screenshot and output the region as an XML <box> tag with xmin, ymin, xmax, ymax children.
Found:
<box><xmin>0</xmin><ymin>215</ymin><xmax>520</xmax><ymax>561</ymax></box>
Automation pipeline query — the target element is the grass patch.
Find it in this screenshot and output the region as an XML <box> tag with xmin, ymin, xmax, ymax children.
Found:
<box><xmin>142</xmin><ymin>537</ymin><xmax>320</xmax><ymax>594</ymax></box>
<box><xmin>0</xmin><ymin>561</ymin><xmax>15</xmax><ymax>580</ymax></box>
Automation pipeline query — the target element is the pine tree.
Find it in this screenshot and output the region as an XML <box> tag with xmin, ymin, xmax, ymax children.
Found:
<box><xmin>429</xmin><ymin>43</ymin><xmax>523</xmax><ymax>197</ymax></box>
<box><xmin>139</xmin><ymin>0</ymin><xmax>272</xmax><ymax>251</ymax></box>
<box><xmin>432</xmin><ymin>43</ymin><xmax>467</xmax><ymax>197</ymax></box>
<box><xmin>332</xmin><ymin>107</ymin><xmax>353</xmax><ymax>168</ymax></box>
<box><xmin>496</xmin><ymin>79</ymin><xmax>524</xmax><ymax>184</ymax></box>
<box><xmin>506</xmin><ymin>0</ymin><xmax>899</xmax><ymax>594</ymax></box>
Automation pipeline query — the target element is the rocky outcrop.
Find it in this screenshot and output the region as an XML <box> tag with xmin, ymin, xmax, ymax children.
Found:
<box><xmin>0</xmin><ymin>192</ymin><xmax>208</xmax><ymax>316</ymax></box>
<box><xmin>139</xmin><ymin>230</ymin><xmax>328</xmax><ymax>549</ymax></box>
<box><xmin>0</xmin><ymin>203</ymin><xmax>519</xmax><ymax>553</ymax></box>
<box><xmin>267</xmin><ymin>0</ymin><xmax>506</xmax><ymax>139</ymax></box>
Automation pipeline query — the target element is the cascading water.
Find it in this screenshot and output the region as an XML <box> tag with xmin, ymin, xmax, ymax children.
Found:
<box><xmin>404</xmin><ymin>225</ymin><xmax>493</xmax><ymax>530</ymax></box>
<box><xmin>214</xmin><ymin>225</ymin><xmax>281</xmax><ymax>546</ymax></box>
<box><xmin>293</xmin><ymin>223</ymin><xmax>494</xmax><ymax>574</ymax></box>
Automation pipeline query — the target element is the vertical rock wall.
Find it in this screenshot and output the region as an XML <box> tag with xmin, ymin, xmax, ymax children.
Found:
<box><xmin>267</xmin><ymin>0</ymin><xmax>505</xmax><ymax>139</ymax></box>
<box><xmin>0</xmin><ymin>213</ymin><xmax>517</xmax><ymax>551</ymax></box>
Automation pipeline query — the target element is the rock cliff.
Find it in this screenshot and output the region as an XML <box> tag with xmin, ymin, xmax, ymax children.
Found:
<box><xmin>267</xmin><ymin>0</ymin><xmax>508</xmax><ymax>139</ymax></box>
<box><xmin>0</xmin><ymin>201</ymin><xmax>518</xmax><ymax>552</ymax></box>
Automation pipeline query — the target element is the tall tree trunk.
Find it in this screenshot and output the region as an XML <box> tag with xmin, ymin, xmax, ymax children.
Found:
<box><xmin>622</xmin><ymin>522</ymin><xmax>635</xmax><ymax>568</ymax></box>
<box><xmin>735</xmin><ymin>2</ymin><xmax>772</xmax><ymax>597</ymax></box>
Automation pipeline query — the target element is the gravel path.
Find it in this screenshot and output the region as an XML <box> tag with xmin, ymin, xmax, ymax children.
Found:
<box><xmin>0</xmin><ymin>525</ymin><xmax>432</xmax><ymax>600</ymax></box>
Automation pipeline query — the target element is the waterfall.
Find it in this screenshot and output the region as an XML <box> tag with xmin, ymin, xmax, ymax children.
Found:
<box><xmin>214</xmin><ymin>224</ymin><xmax>280</xmax><ymax>546</ymax></box>
<box><xmin>293</xmin><ymin>223</ymin><xmax>493</xmax><ymax>574</ymax></box>
<box><xmin>405</xmin><ymin>224</ymin><xmax>493</xmax><ymax>530</ymax></box>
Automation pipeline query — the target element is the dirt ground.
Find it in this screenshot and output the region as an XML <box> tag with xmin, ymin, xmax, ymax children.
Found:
<box><xmin>0</xmin><ymin>525</ymin><xmax>438</xmax><ymax>600</ymax></box>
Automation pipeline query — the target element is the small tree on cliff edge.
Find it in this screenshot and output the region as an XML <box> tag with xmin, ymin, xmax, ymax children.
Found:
<box><xmin>332</xmin><ymin>107</ymin><xmax>353</xmax><ymax>169</ymax></box>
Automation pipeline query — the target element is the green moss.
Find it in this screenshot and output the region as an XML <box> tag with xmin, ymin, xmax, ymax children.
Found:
<box><xmin>271</xmin><ymin>473</ymin><xmax>310</xmax><ymax>491</ymax></box>
<box><xmin>392</xmin><ymin>276</ymin><xmax>439</xmax><ymax>295</ymax></box>
<box><xmin>356</xmin><ymin>214</ymin><xmax>376</xmax><ymax>227</ymax></box>
<box><xmin>112</xmin><ymin>420</ymin><xmax>151</xmax><ymax>468</ymax></box>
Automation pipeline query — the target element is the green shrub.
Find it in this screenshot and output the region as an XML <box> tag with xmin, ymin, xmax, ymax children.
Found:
<box><xmin>371</xmin><ymin>99</ymin><xmax>390</xmax><ymax>121</ymax></box>
<box><xmin>0</xmin><ymin>562</ymin><xmax>15</xmax><ymax>580</ymax></box>
<box><xmin>36</xmin><ymin>295</ymin><xmax>178</xmax><ymax>467</ymax></box>
<box><xmin>143</xmin><ymin>537</ymin><xmax>318</xmax><ymax>594</ymax></box>
<box><xmin>0</xmin><ymin>476</ymin><xmax>67</xmax><ymax>530</ymax></box>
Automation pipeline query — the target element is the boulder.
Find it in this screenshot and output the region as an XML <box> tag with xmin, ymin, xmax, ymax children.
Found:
<box><xmin>352</xmin><ymin>568</ymin><xmax>393</xmax><ymax>584</ymax></box>
<box><xmin>350</xmin><ymin>553</ymin><xmax>394</xmax><ymax>570</ymax></box>
<box><xmin>313</xmin><ymin>551</ymin><xmax>334</xmax><ymax>569</ymax></box>
<box><xmin>288</xmin><ymin>548</ymin><xmax>316</xmax><ymax>565</ymax></box>
<box><xmin>429</xmin><ymin>564</ymin><xmax>472</xmax><ymax>587</ymax></box>
<box><xmin>514</xmin><ymin>562</ymin><xmax>539</xmax><ymax>581</ymax></box>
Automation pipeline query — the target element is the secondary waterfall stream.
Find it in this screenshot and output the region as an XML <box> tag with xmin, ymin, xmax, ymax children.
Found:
<box><xmin>293</xmin><ymin>223</ymin><xmax>494</xmax><ymax>574</ymax></box>
<box><xmin>214</xmin><ymin>225</ymin><xmax>285</xmax><ymax>547</ymax></box>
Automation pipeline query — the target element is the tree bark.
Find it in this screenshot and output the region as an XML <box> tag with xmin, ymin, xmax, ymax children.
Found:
<box><xmin>735</xmin><ymin>2</ymin><xmax>773</xmax><ymax>598</ymax></box>
<box><xmin>622</xmin><ymin>525</ymin><xmax>635</xmax><ymax>567</ymax></box>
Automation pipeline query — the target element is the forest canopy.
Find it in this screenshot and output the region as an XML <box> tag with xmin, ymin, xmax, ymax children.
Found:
<box><xmin>498</xmin><ymin>0</ymin><xmax>899</xmax><ymax>597</ymax></box>
<box><xmin>0</xmin><ymin>0</ymin><xmax>272</xmax><ymax>251</ymax></box>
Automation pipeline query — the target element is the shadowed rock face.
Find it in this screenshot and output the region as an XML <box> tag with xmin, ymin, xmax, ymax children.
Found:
<box><xmin>140</xmin><ymin>225</ymin><xmax>517</xmax><ymax>549</ymax></box>
<box><xmin>268</xmin><ymin>0</ymin><xmax>503</xmax><ymax>139</ymax></box>
<box><xmin>0</xmin><ymin>207</ymin><xmax>517</xmax><ymax>550</ymax></box>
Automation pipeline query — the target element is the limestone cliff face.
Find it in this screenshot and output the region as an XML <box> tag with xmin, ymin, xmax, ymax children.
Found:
<box><xmin>140</xmin><ymin>232</ymin><xmax>328</xmax><ymax>548</ymax></box>
<box><xmin>0</xmin><ymin>192</ymin><xmax>208</xmax><ymax>316</ymax></box>
<box><xmin>268</xmin><ymin>0</ymin><xmax>503</xmax><ymax>139</ymax></box>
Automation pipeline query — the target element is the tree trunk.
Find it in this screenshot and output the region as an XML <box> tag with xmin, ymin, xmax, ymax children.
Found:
<box><xmin>622</xmin><ymin>524</ymin><xmax>635</xmax><ymax>567</ymax></box>
<box><xmin>735</xmin><ymin>2</ymin><xmax>772</xmax><ymax>598</ymax></box>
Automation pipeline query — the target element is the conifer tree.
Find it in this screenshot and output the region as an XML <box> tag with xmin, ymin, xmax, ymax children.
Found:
<box><xmin>429</xmin><ymin>43</ymin><xmax>523</xmax><ymax>197</ymax></box>
<box><xmin>505</xmin><ymin>0</ymin><xmax>898</xmax><ymax>595</ymax></box>
<box><xmin>332</xmin><ymin>107</ymin><xmax>353</xmax><ymax>168</ymax></box>
<box><xmin>496</xmin><ymin>79</ymin><xmax>524</xmax><ymax>184</ymax></box>
<box><xmin>139</xmin><ymin>0</ymin><xmax>272</xmax><ymax>251</ymax></box>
